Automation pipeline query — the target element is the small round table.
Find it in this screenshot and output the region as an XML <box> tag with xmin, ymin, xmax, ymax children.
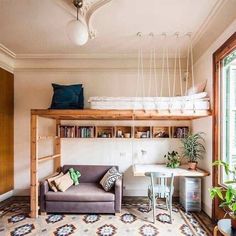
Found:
<box><xmin>214</xmin><ymin>219</ymin><xmax>236</xmax><ymax>236</ymax></box>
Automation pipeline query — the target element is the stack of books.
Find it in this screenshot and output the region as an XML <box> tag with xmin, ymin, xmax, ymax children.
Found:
<box><xmin>173</xmin><ymin>127</ymin><xmax>189</xmax><ymax>138</ymax></box>
<box><xmin>58</xmin><ymin>125</ymin><xmax>95</xmax><ymax>138</ymax></box>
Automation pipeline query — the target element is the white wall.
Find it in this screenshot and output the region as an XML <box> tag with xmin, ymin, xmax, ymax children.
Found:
<box><xmin>192</xmin><ymin>19</ymin><xmax>236</xmax><ymax>217</ymax></box>
<box><xmin>14</xmin><ymin>68</ymin><xmax>189</xmax><ymax>196</ymax></box>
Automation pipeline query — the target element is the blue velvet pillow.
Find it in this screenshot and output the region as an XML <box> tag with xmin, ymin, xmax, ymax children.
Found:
<box><xmin>50</xmin><ymin>83</ymin><xmax>84</xmax><ymax>109</ymax></box>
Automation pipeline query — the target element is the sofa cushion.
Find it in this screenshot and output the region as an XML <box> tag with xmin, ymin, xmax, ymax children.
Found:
<box><xmin>45</xmin><ymin>183</ymin><xmax>115</xmax><ymax>202</ymax></box>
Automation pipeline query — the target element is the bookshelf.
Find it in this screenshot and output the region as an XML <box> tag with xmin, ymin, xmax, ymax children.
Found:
<box><xmin>57</xmin><ymin>125</ymin><xmax>190</xmax><ymax>139</ymax></box>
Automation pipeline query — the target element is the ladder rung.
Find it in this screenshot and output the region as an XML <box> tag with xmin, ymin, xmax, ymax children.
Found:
<box><xmin>38</xmin><ymin>154</ymin><xmax>60</xmax><ymax>163</ymax></box>
<box><xmin>37</xmin><ymin>136</ymin><xmax>58</xmax><ymax>141</ymax></box>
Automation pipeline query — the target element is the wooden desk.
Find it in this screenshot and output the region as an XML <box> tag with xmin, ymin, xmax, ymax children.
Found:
<box><xmin>132</xmin><ymin>164</ymin><xmax>210</xmax><ymax>212</ymax></box>
<box><xmin>133</xmin><ymin>164</ymin><xmax>210</xmax><ymax>177</ymax></box>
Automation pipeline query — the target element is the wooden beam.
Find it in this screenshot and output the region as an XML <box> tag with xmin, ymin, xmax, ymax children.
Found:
<box><xmin>37</xmin><ymin>135</ymin><xmax>58</xmax><ymax>141</ymax></box>
<box><xmin>38</xmin><ymin>154</ymin><xmax>61</xmax><ymax>163</ymax></box>
<box><xmin>30</xmin><ymin>114</ymin><xmax>38</xmax><ymax>218</ymax></box>
<box><xmin>31</xmin><ymin>109</ymin><xmax>212</xmax><ymax>121</ymax></box>
<box><xmin>54</xmin><ymin>119</ymin><xmax>61</xmax><ymax>172</ymax></box>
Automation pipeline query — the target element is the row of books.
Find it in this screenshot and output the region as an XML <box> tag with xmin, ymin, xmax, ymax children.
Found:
<box><xmin>173</xmin><ymin>127</ymin><xmax>189</xmax><ymax>138</ymax></box>
<box><xmin>58</xmin><ymin>126</ymin><xmax>95</xmax><ymax>138</ymax></box>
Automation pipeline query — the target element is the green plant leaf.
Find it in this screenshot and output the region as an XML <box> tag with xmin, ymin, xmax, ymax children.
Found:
<box><xmin>225</xmin><ymin>188</ymin><xmax>233</xmax><ymax>203</ymax></box>
<box><xmin>209</xmin><ymin>187</ymin><xmax>224</xmax><ymax>200</ymax></box>
<box><xmin>232</xmin><ymin>203</ymin><xmax>236</xmax><ymax>213</ymax></box>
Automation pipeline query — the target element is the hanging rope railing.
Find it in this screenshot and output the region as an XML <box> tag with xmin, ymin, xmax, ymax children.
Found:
<box><xmin>133</xmin><ymin>32</ymin><xmax>198</xmax><ymax>115</ymax></box>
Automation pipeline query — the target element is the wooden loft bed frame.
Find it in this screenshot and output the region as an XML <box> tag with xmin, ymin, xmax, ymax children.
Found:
<box><xmin>30</xmin><ymin>108</ymin><xmax>212</xmax><ymax>218</ymax></box>
<box><xmin>31</xmin><ymin>109</ymin><xmax>211</xmax><ymax>120</ymax></box>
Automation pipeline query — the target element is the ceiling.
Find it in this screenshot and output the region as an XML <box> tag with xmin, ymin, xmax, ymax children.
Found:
<box><xmin>0</xmin><ymin>0</ymin><xmax>231</xmax><ymax>57</ymax></box>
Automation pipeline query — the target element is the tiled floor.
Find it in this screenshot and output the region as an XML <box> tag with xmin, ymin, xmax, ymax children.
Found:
<box><xmin>0</xmin><ymin>197</ymin><xmax>214</xmax><ymax>236</ymax></box>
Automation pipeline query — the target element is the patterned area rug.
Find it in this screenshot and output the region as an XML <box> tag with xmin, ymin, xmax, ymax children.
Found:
<box><xmin>0</xmin><ymin>201</ymin><xmax>210</xmax><ymax>236</ymax></box>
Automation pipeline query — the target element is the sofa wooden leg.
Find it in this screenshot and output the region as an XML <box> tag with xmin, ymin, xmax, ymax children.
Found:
<box><xmin>40</xmin><ymin>212</ymin><xmax>47</xmax><ymax>216</ymax></box>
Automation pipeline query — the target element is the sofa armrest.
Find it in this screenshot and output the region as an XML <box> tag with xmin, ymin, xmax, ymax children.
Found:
<box><xmin>40</xmin><ymin>180</ymin><xmax>49</xmax><ymax>212</ymax></box>
<box><xmin>114</xmin><ymin>178</ymin><xmax>122</xmax><ymax>212</ymax></box>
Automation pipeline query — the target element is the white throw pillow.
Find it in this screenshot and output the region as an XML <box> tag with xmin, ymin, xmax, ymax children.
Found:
<box><xmin>186</xmin><ymin>80</ymin><xmax>207</xmax><ymax>96</ymax></box>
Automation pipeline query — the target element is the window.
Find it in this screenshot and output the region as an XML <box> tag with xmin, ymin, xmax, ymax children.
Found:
<box><xmin>221</xmin><ymin>50</ymin><xmax>236</xmax><ymax>183</ymax></box>
<box><xmin>213</xmin><ymin>33</ymin><xmax>236</xmax><ymax>220</ymax></box>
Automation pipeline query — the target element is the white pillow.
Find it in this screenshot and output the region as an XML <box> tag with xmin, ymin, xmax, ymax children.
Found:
<box><xmin>186</xmin><ymin>80</ymin><xmax>207</xmax><ymax>96</ymax></box>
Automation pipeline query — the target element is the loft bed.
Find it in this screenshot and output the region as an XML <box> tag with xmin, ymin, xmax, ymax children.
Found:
<box><xmin>30</xmin><ymin>108</ymin><xmax>211</xmax><ymax>218</ymax></box>
<box><xmin>30</xmin><ymin>36</ymin><xmax>212</xmax><ymax>218</ymax></box>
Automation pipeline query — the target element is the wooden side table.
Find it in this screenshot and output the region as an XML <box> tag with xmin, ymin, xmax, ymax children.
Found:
<box><xmin>214</xmin><ymin>219</ymin><xmax>236</xmax><ymax>236</ymax></box>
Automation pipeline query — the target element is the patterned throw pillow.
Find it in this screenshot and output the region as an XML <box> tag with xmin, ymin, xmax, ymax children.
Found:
<box><xmin>100</xmin><ymin>167</ymin><xmax>122</xmax><ymax>192</ymax></box>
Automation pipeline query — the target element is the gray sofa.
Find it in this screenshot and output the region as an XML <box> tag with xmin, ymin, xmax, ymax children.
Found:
<box><xmin>40</xmin><ymin>165</ymin><xmax>122</xmax><ymax>214</ymax></box>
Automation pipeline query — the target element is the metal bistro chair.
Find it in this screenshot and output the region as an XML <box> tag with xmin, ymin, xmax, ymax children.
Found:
<box><xmin>145</xmin><ymin>172</ymin><xmax>174</xmax><ymax>224</ymax></box>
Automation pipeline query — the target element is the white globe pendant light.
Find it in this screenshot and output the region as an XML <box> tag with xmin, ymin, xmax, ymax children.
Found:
<box><xmin>66</xmin><ymin>0</ymin><xmax>89</xmax><ymax>46</ymax></box>
<box><xmin>67</xmin><ymin>19</ymin><xmax>89</xmax><ymax>46</ymax></box>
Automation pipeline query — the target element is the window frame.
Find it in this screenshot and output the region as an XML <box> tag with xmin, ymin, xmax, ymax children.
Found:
<box><xmin>213</xmin><ymin>32</ymin><xmax>236</xmax><ymax>220</ymax></box>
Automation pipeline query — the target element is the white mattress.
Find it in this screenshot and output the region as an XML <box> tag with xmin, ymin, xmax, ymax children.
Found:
<box><xmin>88</xmin><ymin>92</ymin><xmax>210</xmax><ymax>111</ymax></box>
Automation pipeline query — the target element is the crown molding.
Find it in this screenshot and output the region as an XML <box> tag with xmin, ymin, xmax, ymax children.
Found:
<box><xmin>14</xmin><ymin>57</ymin><xmax>186</xmax><ymax>72</ymax></box>
<box><xmin>0</xmin><ymin>43</ymin><xmax>16</xmax><ymax>58</ymax></box>
<box><xmin>192</xmin><ymin>0</ymin><xmax>226</xmax><ymax>45</ymax></box>
<box><xmin>193</xmin><ymin>0</ymin><xmax>236</xmax><ymax>62</ymax></box>
<box><xmin>16</xmin><ymin>53</ymin><xmax>141</xmax><ymax>59</ymax></box>
<box><xmin>0</xmin><ymin>44</ymin><xmax>15</xmax><ymax>73</ymax></box>
<box><xmin>15</xmin><ymin>52</ymin><xmax>184</xmax><ymax>60</ymax></box>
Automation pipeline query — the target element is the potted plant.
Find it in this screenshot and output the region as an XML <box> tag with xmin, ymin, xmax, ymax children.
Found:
<box><xmin>181</xmin><ymin>132</ymin><xmax>205</xmax><ymax>170</ymax></box>
<box><xmin>164</xmin><ymin>151</ymin><xmax>181</xmax><ymax>168</ymax></box>
<box><xmin>210</xmin><ymin>160</ymin><xmax>236</xmax><ymax>229</ymax></box>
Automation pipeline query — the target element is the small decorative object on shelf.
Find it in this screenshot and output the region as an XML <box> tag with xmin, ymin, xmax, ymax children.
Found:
<box><xmin>96</xmin><ymin>126</ymin><xmax>114</xmax><ymax>138</ymax></box>
<box><xmin>115</xmin><ymin>126</ymin><xmax>132</xmax><ymax>138</ymax></box>
<box><xmin>172</xmin><ymin>126</ymin><xmax>189</xmax><ymax>138</ymax></box>
<box><xmin>164</xmin><ymin>151</ymin><xmax>181</xmax><ymax>168</ymax></box>
<box><xmin>153</xmin><ymin>126</ymin><xmax>170</xmax><ymax>138</ymax></box>
<box><xmin>135</xmin><ymin>126</ymin><xmax>151</xmax><ymax>139</ymax></box>
<box><xmin>181</xmin><ymin>132</ymin><xmax>205</xmax><ymax>170</ymax></box>
<box><xmin>210</xmin><ymin>160</ymin><xmax>236</xmax><ymax>230</ymax></box>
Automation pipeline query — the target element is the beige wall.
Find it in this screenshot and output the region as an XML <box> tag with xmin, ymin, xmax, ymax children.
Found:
<box><xmin>14</xmin><ymin>67</ymin><xmax>190</xmax><ymax>196</ymax></box>
<box><xmin>192</xmin><ymin>19</ymin><xmax>236</xmax><ymax>217</ymax></box>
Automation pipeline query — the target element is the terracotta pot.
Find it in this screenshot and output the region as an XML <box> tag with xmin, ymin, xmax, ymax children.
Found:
<box><xmin>229</xmin><ymin>212</ymin><xmax>236</xmax><ymax>230</ymax></box>
<box><xmin>188</xmin><ymin>161</ymin><xmax>198</xmax><ymax>170</ymax></box>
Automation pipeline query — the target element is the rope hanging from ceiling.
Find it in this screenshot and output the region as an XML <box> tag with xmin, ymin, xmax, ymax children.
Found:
<box><xmin>135</xmin><ymin>32</ymin><xmax>197</xmax><ymax>113</ymax></box>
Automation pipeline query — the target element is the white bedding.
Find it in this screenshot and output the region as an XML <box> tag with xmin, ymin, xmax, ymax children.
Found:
<box><xmin>88</xmin><ymin>92</ymin><xmax>210</xmax><ymax>111</ymax></box>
